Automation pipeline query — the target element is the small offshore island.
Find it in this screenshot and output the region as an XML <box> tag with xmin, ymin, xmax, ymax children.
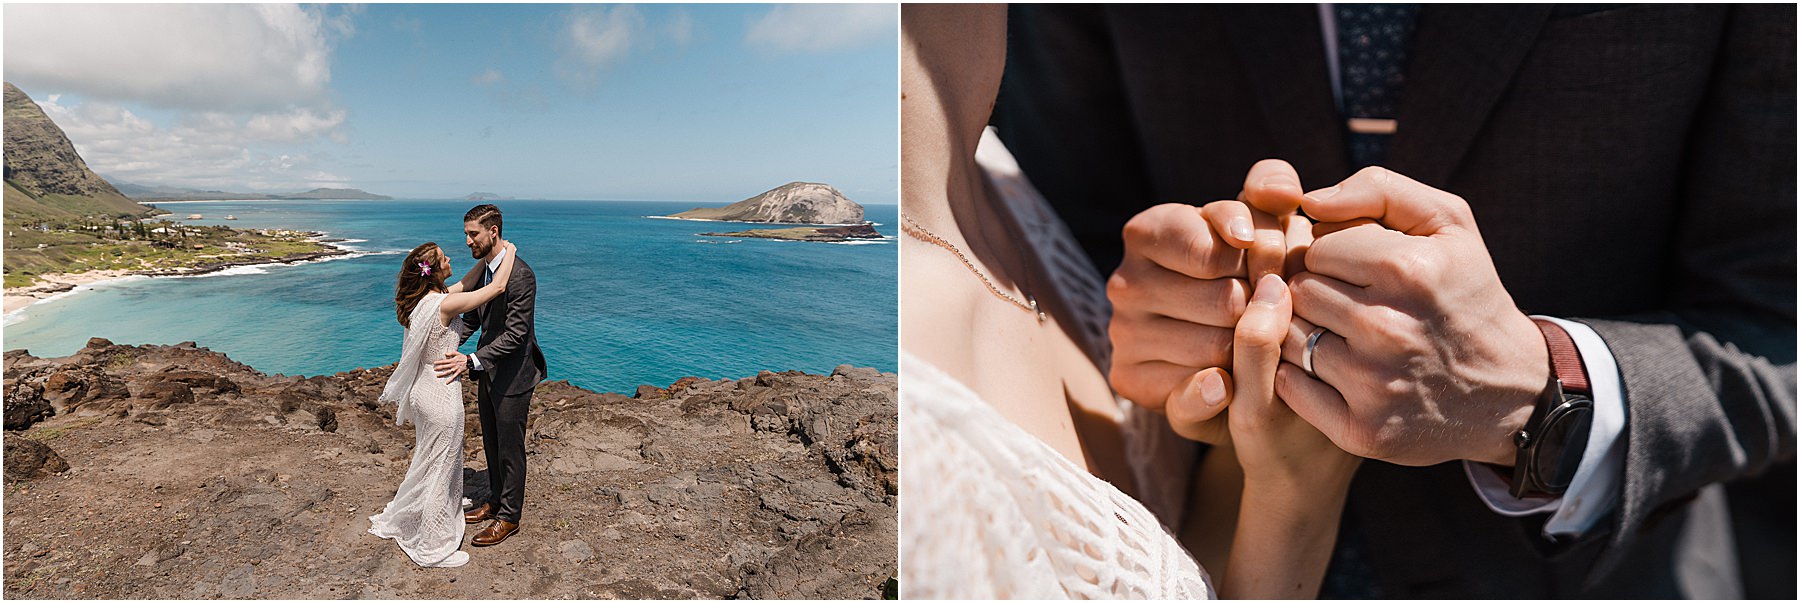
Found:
<box><xmin>669</xmin><ymin>182</ymin><xmax>882</xmax><ymax>243</ymax></box>
<box><xmin>2</xmin><ymin>82</ymin><xmax>353</xmax><ymax>309</ymax></box>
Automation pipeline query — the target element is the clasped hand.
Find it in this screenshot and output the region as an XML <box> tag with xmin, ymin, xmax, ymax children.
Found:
<box><xmin>1109</xmin><ymin>161</ymin><xmax>1550</xmax><ymax>475</ymax></box>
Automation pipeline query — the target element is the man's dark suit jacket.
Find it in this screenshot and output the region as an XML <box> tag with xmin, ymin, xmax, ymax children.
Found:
<box><xmin>457</xmin><ymin>255</ymin><xmax>547</xmax><ymax>397</ymax></box>
<box><xmin>992</xmin><ymin>4</ymin><xmax>1795</xmax><ymax>598</ymax></box>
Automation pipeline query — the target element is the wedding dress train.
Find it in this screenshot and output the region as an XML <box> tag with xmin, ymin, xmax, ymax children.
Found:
<box><xmin>368</xmin><ymin>292</ymin><xmax>469</xmax><ymax>568</ymax></box>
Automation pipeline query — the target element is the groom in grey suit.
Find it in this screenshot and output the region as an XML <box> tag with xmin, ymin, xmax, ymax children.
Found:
<box><xmin>435</xmin><ymin>203</ymin><xmax>547</xmax><ymax>547</ymax></box>
<box><xmin>996</xmin><ymin>4</ymin><xmax>1794</xmax><ymax>598</ymax></box>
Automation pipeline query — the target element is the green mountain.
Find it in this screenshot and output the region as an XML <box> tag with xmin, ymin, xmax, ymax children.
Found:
<box><xmin>3</xmin><ymin>82</ymin><xmax>158</xmax><ymax>221</ymax></box>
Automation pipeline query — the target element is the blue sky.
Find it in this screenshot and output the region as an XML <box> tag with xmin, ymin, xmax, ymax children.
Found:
<box><xmin>3</xmin><ymin>4</ymin><xmax>898</xmax><ymax>204</ymax></box>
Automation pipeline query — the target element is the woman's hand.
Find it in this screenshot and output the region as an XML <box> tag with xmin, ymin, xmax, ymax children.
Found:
<box><xmin>1214</xmin><ymin>273</ymin><xmax>1359</xmax><ymax>489</ymax></box>
<box><xmin>1210</xmin><ymin>271</ymin><xmax>1359</xmax><ymax>600</ymax></box>
<box><xmin>1108</xmin><ymin>160</ymin><xmax>1310</xmax><ymax>444</ymax></box>
<box><xmin>438</xmin><ymin>241</ymin><xmax>518</xmax><ymax>319</ymax></box>
<box><xmin>492</xmin><ymin>241</ymin><xmax>518</xmax><ymax>291</ymax></box>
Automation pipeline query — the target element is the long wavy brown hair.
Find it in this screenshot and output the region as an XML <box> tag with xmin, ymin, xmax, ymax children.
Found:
<box><xmin>395</xmin><ymin>242</ymin><xmax>451</xmax><ymax>327</ymax></box>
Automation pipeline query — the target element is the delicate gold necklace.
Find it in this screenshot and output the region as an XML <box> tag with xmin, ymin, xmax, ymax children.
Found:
<box><xmin>903</xmin><ymin>214</ymin><xmax>1045</xmax><ymax>323</ymax></box>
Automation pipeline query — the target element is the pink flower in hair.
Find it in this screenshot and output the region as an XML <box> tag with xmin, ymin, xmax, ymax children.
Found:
<box><xmin>417</xmin><ymin>261</ymin><xmax>432</xmax><ymax>276</ymax></box>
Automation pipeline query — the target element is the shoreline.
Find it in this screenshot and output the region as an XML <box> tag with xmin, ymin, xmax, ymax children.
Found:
<box><xmin>4</xmin><ymin>240</ymin><xmax>356</xmax><ymax>317</ymax></box>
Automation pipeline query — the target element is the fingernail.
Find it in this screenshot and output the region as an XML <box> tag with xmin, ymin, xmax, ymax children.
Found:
<box><xmin>1198</xmin><ymin>371</ymin><xmax>1226</xmax><ymax>406</ymax></box>
<box><xmin>1251</xmin><ymin>273</ymin><xmax>1285</xmax><ymax>305</ymax></box>
<box><xmin>1228</xmin><ymin>219</ymin><xmax>1253</xmax><ymax>242</ymax></box>
<box><xmin>1306</xmin><ymin>186</ymin><xmax>1340</xmax><ymax>203</ymax></box>
<box><xmin>1259</xmin><ymin>176</ymin><xmax>1296</xmax><ymax>191</ymax></box>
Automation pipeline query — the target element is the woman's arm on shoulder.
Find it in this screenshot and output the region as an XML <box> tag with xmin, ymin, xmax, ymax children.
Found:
<box><xmin>440</xmin><ymin>242</ymin><xmax>516</xmax><ymax>318</ymax></box>
<box><xmin>444</xmin><ymin>256</ymin><xmax>484</xmax><ymax>294</ymax></box>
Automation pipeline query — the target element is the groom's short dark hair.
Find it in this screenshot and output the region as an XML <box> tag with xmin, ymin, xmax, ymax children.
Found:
<box><xmin>464</xmin><ymin>204</ymin><xmax>503</xmax><ymax>236</ymax></box>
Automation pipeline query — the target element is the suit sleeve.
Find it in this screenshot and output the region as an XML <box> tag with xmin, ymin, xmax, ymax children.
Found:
<box><xmin>473</xmin><ymin>265</ymin><xmax>535</xmax><ymax>371</ymax></box>
<box><xmin>1577</xmin><ymin>3</ymin><xmax>1796</xmax><ymax>582</ymax></box>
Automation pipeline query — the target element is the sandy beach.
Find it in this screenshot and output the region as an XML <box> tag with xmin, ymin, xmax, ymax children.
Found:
<box><xmin>4</xmin><ymin>242</ymin><xmax>353</xmax><ymax>316</ymax></box>
<box><xmin>3</xmin><ymin>269</ymin><xmax>137</xmax><ymax>314</ymax></box>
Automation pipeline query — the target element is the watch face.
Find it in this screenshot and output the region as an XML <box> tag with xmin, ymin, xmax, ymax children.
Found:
<box><xmin>1531</xmin><ymin>399</ymin><xmax>1594</xmax><ymax>492</ymax></box>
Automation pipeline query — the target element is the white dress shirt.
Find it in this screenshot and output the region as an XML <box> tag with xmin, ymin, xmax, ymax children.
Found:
<box><xmin>1318</xmin><ymin>4</ymin><xmax>1627</xmax><ymax>539</ymax></box>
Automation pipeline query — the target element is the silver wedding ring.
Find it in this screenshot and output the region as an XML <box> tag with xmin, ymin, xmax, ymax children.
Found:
<box><xmin>1303</xmin><ymin>326</ymin><xmax>1328</xmax><ymax>380</ymax></box>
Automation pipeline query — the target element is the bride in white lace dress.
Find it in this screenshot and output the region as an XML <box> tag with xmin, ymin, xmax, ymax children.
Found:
<box><xmin>901</xmin><ymin>6</ymin><xmax>1359</xmax><ymax>599</ymax></box>
<box><xmin>368</xmin><ymin>240</ymin><xmax>518</xmax><ymax>568</ymax></box>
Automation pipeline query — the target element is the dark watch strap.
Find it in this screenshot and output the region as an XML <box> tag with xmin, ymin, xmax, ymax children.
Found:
<box><xmin>1532</xmin><ymin>319</ymin><xmax>1590</xmax><ymax>394</ymax></box>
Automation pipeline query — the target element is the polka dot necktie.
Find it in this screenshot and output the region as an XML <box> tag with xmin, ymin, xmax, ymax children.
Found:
<box><xmin>1336</xmin><ymin>3</ymin><xmax>1421</xmax><ymax>168</ymax></box>
<box><xmin>1324</xmin><ymin>10</ymin><xmax>1423</xmax><ymax>597</ymax></box>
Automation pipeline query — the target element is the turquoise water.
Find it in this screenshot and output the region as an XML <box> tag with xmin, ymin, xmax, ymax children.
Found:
<box><xmin>3</xmin><ymin>199</ymin><xmax>897</xmax><ymax>393</ymax></box>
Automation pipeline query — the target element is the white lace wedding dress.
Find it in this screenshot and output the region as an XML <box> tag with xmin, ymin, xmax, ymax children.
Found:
<box><xmin>901</xmin><ymin>130</ymin><xmax>1213</xmax><ymax>599</ymax></box>
<box><xmin>368</xmin><ymin>292</ymin><xmax>470</xmax><ymax>568</ymax></box>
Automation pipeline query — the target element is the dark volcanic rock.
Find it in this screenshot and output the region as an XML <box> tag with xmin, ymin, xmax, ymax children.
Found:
<box><xmin>4</xmin><ymin>380</ymin><xmax>52</xmax><ymax>430</ymax></box>
<box><xmin>1</xmin><ymin>342</ymin><xmax>896</xmax><ymax>599</ymax></box>
<box><xmin>699</xmin><ymin>222</ymin><xmax>884</xmax><ymax>242</ymax></box>
<box><xmin>4</xmin><ymin>436</ymin><xmax>69</xmax><ymax>480</ymax></box>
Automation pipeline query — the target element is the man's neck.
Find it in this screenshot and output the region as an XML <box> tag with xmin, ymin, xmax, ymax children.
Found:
<box><xmin>481</xmin><ymin>241</ymin><xmax>507</xmax><ymax>268</ymax></box>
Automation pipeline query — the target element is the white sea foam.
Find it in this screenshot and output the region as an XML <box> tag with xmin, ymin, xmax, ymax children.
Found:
<box><xmin>3</xmin><ymin>275</ymin><xmax>150</xmax><ymax>325</ymax></box>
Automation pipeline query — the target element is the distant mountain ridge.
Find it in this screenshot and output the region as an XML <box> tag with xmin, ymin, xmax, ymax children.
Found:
<box><xmin>109</xmin><ymin>182</ymin><xmax>392</xmax><ymax>201</ymax></box>
<box><xmin>462</xmin><ymin>192</ymin><xmax>513</xmax><ymax>201</ymax></box>
<box><xmin>669</xmin><ymin>182</ymin><xmax>864</xmax><ymax>224</ymax></box>
<box><xmin>3</xmin><ymin>82</ymin><xmax>159</xmax><ymax>221</ymax></box>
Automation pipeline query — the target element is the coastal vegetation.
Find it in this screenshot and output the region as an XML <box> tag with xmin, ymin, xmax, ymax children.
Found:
<box><xmin>4</xmin><ymin>218</ymin><xmax>336</xmax><ymax>287</ymax></box>
<box><xmin>2</xmin><ymin>81</ymin><xmax>345</xmax><ymax>290</ymax></box>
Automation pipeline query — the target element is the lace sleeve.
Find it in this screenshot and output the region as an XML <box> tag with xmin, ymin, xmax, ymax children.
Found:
<box><xmin>378</xmin><ymin>293</ymin><xmax>445</xmax><ymax>426</ymax></box>
<box><xmin>900</xmin><ymin>354</ymin><xmax>1214</xmax><ymax>599</ymax></box>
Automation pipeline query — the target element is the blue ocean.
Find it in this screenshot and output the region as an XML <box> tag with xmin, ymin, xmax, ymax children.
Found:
<box><xmin>3</xmin><ymin>200</ymin><xmax>897</xmax><ymax>394</ymax></box>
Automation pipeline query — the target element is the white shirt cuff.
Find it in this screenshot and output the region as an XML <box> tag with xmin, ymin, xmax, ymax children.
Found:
<box><xmin>469</xmin><ymin>354</ymin><xmax>484</xmax><ymax>371</ymax></box>
<box><xmin>1462</xmin><ymin>316</ymin><xmax>1627</xmax><ymax>539</ymax></box>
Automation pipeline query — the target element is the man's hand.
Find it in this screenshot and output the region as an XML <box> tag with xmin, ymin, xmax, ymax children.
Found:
<box><xmin>1277</xmin><ymin>167</ymin><xmax>1549</xmax><ymax>467</ymax></box>
<box><xmin>1107</xmin><ymin>160</ymin><xmax>1309</xmax><ymax>443</ymax></box>
<box><xmin>434</xmin><ymin>352</ymin><xmax>469</xmax><ymax>382</ymax></box>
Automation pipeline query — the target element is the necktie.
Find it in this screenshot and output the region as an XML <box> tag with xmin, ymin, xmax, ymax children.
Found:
<box><xmin>1336</xmin><ymin>3</ymin><xmax>1420</xmax><ymax>168</ymax></box>
<box><xmin>1323</xmin><ymin>10</ymin><xmax>1420</xmax><ymax>596</ymax></box>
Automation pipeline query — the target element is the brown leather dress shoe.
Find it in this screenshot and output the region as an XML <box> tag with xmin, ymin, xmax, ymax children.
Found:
<box><xmin>471</xmin><ymin>520</ymin><xmax>519</xmax><ymax>546</ymax></box>
<box><xmin>464</xmin><ymin>503</ymin><xmax>495</xmax><ymax>525</ymax></box>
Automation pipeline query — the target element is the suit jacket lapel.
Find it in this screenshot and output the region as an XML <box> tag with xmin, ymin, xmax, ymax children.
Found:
<box><xmin>1385</xmin><ymin>5</ymin><xmax>1553</xmax><ymax>188</ymax></box>
<box><xmin>1221</xmin><ymin>5</ymin><xmax>1351</xmax><ymax>187</ymax></box>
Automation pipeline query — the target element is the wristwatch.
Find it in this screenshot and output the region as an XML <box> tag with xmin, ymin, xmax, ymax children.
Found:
<box><xmin>1508</xmin><ymin>319</ymin><xmax>1595</xmax><ymax>498</ymax></box>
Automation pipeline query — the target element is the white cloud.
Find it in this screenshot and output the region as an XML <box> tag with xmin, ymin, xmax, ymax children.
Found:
<box><xmin>4</xmin><ymin>4</ymin><xmax>348</xmax><ymax>112</ymax></box>
<box><xmin>744</xmin><ymin>4</ymin><xmax>896</xmax><ymax>55</ymax></box>
<box><xmin>472</xmin><ymin>69</ymin><xmax>505</xmax><ymax>87</ymax></box>
<box><xmin>666</xmin><ymin>11</ymin><xmax>695</xmax><ymax>47</ymax></box>
<box><xmin>554</xmin><ymin>5</ymin><xmax>696</xmax><ymax>89</ymax></box>
<box><xmin>6</xmin><ymin>4</ymin><xmax>360</xmax><ymax>192</ymax></box>
<box><xmin>563</xmin><ymin>5</ymin><xmax>644</xmax><ymax>69</ymax></box>
<box><xmin>243</xmin><ymin>108</ymin><xmax>350</xmax><ymax>144</ymax></box>
<box><xmin>40</xmin><ymin>97</ymin><xmax>347</xmax><ymax>192</ymax></box>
